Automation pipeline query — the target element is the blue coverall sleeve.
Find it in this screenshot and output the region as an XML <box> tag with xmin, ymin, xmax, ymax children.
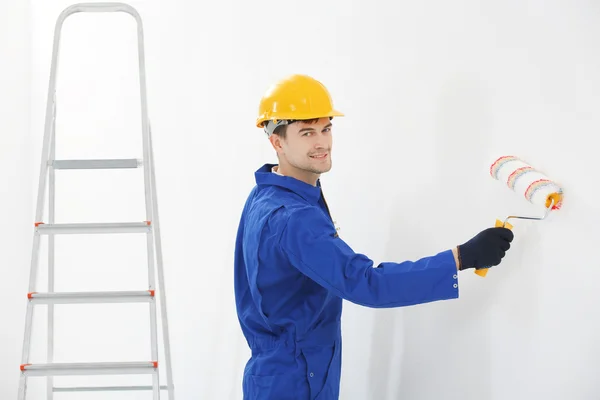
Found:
<box><xmin>279</xmin><ymin>206</ymin><xmax>459</xmax><ymax>308</ymax></box>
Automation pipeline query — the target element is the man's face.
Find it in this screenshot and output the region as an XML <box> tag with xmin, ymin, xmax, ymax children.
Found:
<box><xmin>273</xmin><ymin>117</ymin><xmax>333</xmax><ymax>176</ymax></box>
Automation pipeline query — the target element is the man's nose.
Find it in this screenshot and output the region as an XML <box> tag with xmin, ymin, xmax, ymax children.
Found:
<box><xmin>314</xmin><ymin>133</ymin><xmax>328</xmax><ymax>149</ymax></box>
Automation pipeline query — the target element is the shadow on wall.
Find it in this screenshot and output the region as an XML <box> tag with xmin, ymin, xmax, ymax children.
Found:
<box><xmin>366</xmin><ymin>72</ymin><xmax>496</xmax><ymax>400</ymax></box>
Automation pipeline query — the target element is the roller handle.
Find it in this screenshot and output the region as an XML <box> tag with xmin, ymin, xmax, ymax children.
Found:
<box><xmin>474</xmin><ymin>219</ymin><xmax>513</xmax><ymax>277</ymax></box>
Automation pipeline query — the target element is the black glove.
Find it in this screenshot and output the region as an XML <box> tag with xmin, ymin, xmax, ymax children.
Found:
<box><xmin>457</xmin><ymin>227</ymin><xmax>514</xmax><ymax>270</ymax></box>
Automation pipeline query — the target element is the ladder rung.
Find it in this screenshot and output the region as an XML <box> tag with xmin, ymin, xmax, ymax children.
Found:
<box><xmin>54</xmin><ymin>385</ymin><xmax>170</xmax><ymax>392</ymax></box>
<box><xmin>20</xmin><ymin>361</ymin><xmax>157</xmax><ymax>377</ymax></box>
<box><xmin>35</xmin><ymin>222</ymin><xmax>151</xmax><ymax>234</ymax></box>
<box><xmin>28</xmin><ymin>290</ymin><xmax>154</xmax><ymax>304</ymax></box>
<box><xmin>51</xmin><ymin>159</ymin><xmax>141</xmax><ymax>169</ymax></box>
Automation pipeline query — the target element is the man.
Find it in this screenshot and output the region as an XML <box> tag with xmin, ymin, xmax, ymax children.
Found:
<box><xmin>234</xmin><ymin>74</ymin><xmax>513</xmax><ymax>399</ymax></box>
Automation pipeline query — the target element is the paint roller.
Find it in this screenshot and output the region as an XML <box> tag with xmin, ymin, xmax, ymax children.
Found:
<box><xmin>474</xmin><ymin>155</ymin><xmax>564</xmax><ymax>277</ymax></box>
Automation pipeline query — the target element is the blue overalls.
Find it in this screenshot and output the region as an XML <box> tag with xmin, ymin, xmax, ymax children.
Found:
<box><xmin>234</xmin><ymin>164</ymin><xmax>459</xmax><ymax>399</ymax></box>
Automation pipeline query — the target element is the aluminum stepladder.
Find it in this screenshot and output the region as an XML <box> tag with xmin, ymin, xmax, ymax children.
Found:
<box><xmin>18</xmin><ymin>3</ymin><xmax>174</xmax><ymax>399</ymax></box>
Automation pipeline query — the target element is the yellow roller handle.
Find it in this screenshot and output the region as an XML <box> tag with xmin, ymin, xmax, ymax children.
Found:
<box><xmin>474</xmin><ymin>219</ymin><xmax>513</xmax><ymax>277</ymax></box>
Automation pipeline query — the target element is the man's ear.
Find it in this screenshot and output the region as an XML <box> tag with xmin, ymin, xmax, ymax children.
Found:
<box><xmin>269</xmin><ymin>134</ymin><xmax>283</xmax><ymax>152</ymax></box>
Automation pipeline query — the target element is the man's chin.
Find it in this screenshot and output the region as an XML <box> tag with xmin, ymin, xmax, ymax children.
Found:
<box><xmin>311</xmin><ymin>163</ymin><xmax>332</xmax><ymax>174</ymax></box>
<box><xmin>292</xmin><ymin>160</ymin><xmax>332</xmax><ymax>175</ymax></box>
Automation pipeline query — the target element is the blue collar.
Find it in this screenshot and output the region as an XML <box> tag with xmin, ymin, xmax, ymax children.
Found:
<box><xmin>254</xmin><ymin>163</ymin><xmax>322</xmax><ymax>204</ymax></box>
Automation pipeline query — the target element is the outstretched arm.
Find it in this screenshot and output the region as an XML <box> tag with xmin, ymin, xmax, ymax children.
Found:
<box><xmin>279</xmin><ymin>206</ymin><xmax>459</xmax><ymax>308</ymax></box>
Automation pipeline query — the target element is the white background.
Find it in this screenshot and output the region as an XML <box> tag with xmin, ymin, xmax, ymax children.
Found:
<box><xmin>1</xmin><ymin>0</ymin><xmax>599</xmax><ymax>399</ymax></box>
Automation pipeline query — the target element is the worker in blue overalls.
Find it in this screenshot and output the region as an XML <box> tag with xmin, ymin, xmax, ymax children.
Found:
<box><xmin>234</xmin><ymin>74</ymin><xmax>514</xmax><ymax>399</ymax></box>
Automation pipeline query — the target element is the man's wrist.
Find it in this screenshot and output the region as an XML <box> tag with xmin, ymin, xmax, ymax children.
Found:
<box><xmin>452</xmin><ymin>247</ymin><xmax>460</xmax><ymax>270</ymax></box>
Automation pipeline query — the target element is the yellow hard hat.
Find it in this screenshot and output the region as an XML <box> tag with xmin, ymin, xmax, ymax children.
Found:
<box><xmin>256</xmin><ymin>74</ymin><xmax>344</xmax><ymax>135</ymax></box>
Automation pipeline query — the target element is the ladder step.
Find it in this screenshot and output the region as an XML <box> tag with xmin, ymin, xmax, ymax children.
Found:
<box><xmin>54</xmin><ymin>385</ymin><xmax>170</xmax><ymax>392</ymax></box>
<box><xmin>28</xmin><ymin>290</ymin><xmax>154</xmax><ymax>304</ymax></box>
<box><xmin>20</xmin><ymin>361</ymin><xmax>157</xmax><ymax>377</ymax></box>
<box><xmin>35</xmin><ymin>222</ymin><xmax>151</xmax><ymax>234</ymax></box>
<box><xmin>51</xmin><ymin>159</ymin><xmax>141</xmax><ymax>169</ymax></box>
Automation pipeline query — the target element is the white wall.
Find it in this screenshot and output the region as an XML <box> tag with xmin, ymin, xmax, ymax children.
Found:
<box><xmin>375</xmin><ymin>3</ymin><xmax>600</xmax><ymax>399</ymax></box>
<box><xmin>2</xmin><ymin>0</ymin><xmax>599</xmax><ymax>398</ymax></box>
<box><xmin>0</xmin><ymin>0</ymin><xmax>32</xmax><ymax>395</ymax></box>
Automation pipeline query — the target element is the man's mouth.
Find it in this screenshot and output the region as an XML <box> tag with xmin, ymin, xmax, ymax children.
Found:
<box><xmin>310</xmin><ymin>153</ymin><xmax>328</xmax><ymax>159</ymax></box>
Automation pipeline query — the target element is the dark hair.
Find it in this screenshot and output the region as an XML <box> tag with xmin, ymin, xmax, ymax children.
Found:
<box><xmin>273</xmin><ymin>118</ymin><xmax>320</xmax><ymax>139</ymax></box>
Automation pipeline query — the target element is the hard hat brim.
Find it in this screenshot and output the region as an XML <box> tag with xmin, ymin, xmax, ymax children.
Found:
<box><xmin>256</xmin><ymin>110</ymin><xmax>344</xmax><ymax>128</ymax></box>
